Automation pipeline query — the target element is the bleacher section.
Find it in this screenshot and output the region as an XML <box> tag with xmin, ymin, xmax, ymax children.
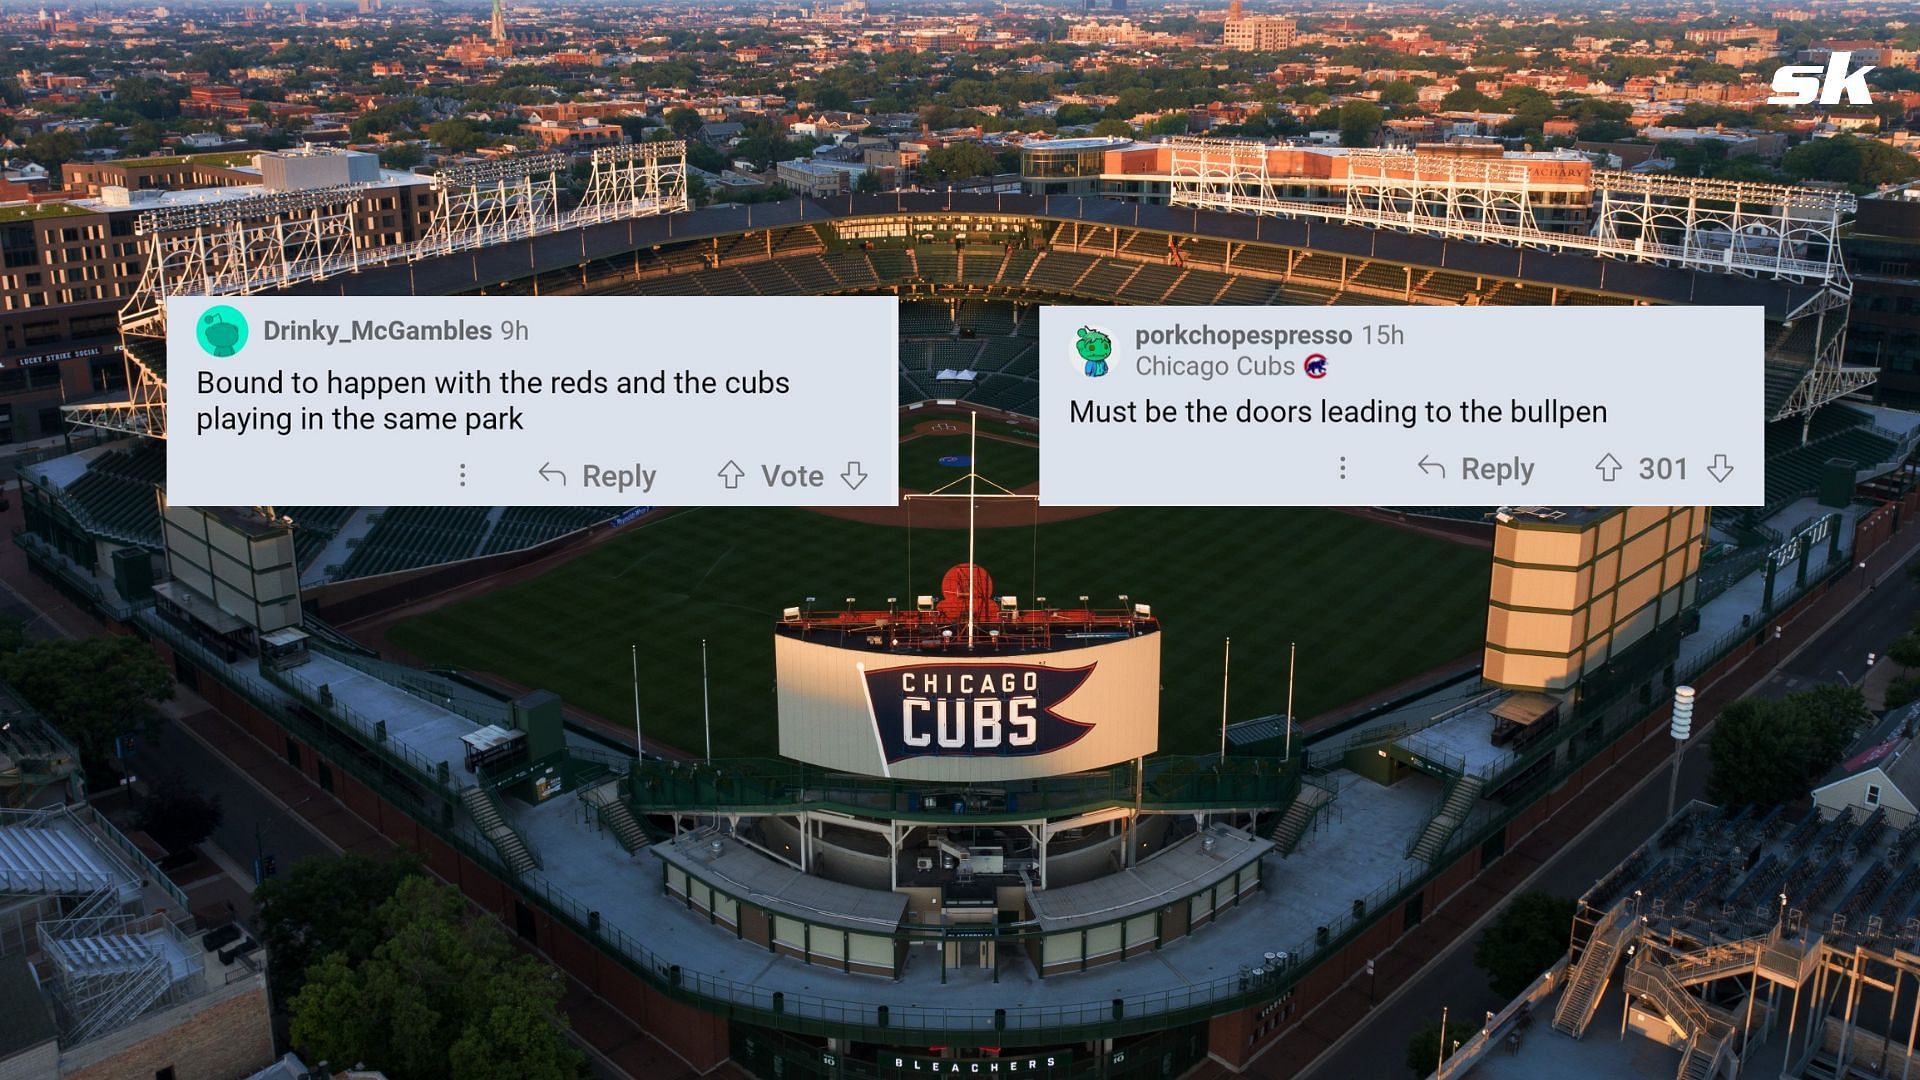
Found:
<box><xmin>0</xmin><ymin>814</ymin><xmax>118</xmax><ymax>896</ymax></box>
<box><xmin>1760</xmin><ymin>405</ymin><xmax>1902</xmax><ymax>507</ymax></box>
<box><xmin>317</xmin><ymin>505</ymin><xmax>621</xmax><ymax>583</ymax></box>
<box><xmin>54</xmin><ymin>443</ymin><xmax>166</xmax><ymax>549</ymax></box>
<box><xmin>896</xmin><ymin>299</ymin><xmax>1039</xmax><ymax>415</ymax></box>
<box><xmin>280</xmin><ymin>506</ymin><xmax>355</xmax><ymax>570</ymax></box>
<box><xmin>337</xmin><ymin>507</ymin><xmax>491</xmax><ymax>579</ymax></box>
<box><xmin>482</xmin><ymin>507</ymin><xmax>621</xmax><ymax>556</ymax></box>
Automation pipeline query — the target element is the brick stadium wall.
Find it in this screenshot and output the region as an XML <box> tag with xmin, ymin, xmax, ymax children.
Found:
<box><xmin>59</xmin><ymin>978</ymin><xmax>274</xmax><ymax>1080</ymax></box>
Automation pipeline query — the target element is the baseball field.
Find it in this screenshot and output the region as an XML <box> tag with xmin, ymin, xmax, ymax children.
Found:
<box><xmin>385</xmin><ymin>435</ymin><xmax>1491</xmax><ymax>756</ymax></box>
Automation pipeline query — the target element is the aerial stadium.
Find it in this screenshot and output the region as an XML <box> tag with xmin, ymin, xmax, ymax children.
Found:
<box><xmin>6</xmin><ymin>134</ymin><xmax>1919</xmax><ymax>1078</ymax></box>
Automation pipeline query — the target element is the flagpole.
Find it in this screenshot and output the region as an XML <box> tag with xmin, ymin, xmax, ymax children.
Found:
<box><xmin>1220</xmin><ymin>636</ymin><xmax>1231</xmax><ymax>761</ymax></box>
<box><xmin>1286</xmin><ymin>641</ymin><xmax>1296</xmax><ymax>762</ymax></box>
<box><xmin>641</xmin><ymin>641</ymin><xmax>656</xmax><ymax>760</ymax></box>
<box><xmin>966</xmin><ymin>412</ymin><xmax>977</xmax><ymax>649</ymax></box>
<box><xmin>701</xmin><ymin>638</ymin><xmax>712</xmax><ymax>764</ymax></box>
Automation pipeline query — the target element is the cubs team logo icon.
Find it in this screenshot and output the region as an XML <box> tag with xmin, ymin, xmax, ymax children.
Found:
<box><xmin>1075</xmin><ymin>325</ymin><xmax>1112</xmax><ymax>377</ymax></box>
<box><xmin>196</xmin><ymin>304</ymin><xmax>250</xmax><ymax>357</ymax></box>
<box><xmin>863</xmin><ymin>662</ymin><xmax>1096</xmax><ymax>762</ymax></box>
<box><xmin>1304</xmin><ymin>353</ymin><xmax>1328</xmax><ymax>379</ymax></box>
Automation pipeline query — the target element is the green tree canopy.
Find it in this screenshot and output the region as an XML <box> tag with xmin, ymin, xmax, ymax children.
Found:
<box><xmin>255</xmin><ymin>853</ymin><xmax>425</xmax><ymax>1005</ymax></box>
<box><xmin>1783</xmin><ymin>134</ymin><xmax>1920</xmax><ymax>189</ymax></box>
<box><xmin>1706</xmin><ymin>684</ymin><xmax>1870</xmax><ymax>807</ymax></box>
<box><xmin>0</xmin><ymin>635</ymin><xmax>171</xmax><ymax>768</ymax></box>
<box><xmin>1337</xmin><ymin>99</ymin><xmax>1383</xmax><ymax>147</ymax></box>
<box><xmin>426</xmin><ymin>119</ymin><xmax>485</xmax><ymax>154</ymax></box>
<box><xmin>920</xmin><ymin>142</ymin><xmax>997</xmax><ymax>182</ymax></box>
<box><xmin>1472</xmin><ymin>891</ymin><xmax>1575</xmax><ymax>997</ymax></box>
<box><xmin>288</xmin><ymin>876</ymin><xmax>583</xmax><ymax>1080</ymax></box>
<box><xmin>665</xmin><ymin>106</ymin><xmax>704</xmax><ymax>138</ymax></box>
<box><xmin>1406</xmin><ymin>1017</ymin><xmax>1477</xmax><ymax>1077</ymax></box>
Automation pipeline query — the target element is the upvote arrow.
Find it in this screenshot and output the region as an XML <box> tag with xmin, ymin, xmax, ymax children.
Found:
<box><xmin>1707</xmin><ymin>454</ymin><xmax>1734</xmax><ymax>484</ymax></box>
<box><xmin>717</xmin><ymin>460</ymin><xmax>745</xmax><ymax>490</ymax></box>
<box><xmin>1595</xmin><ymin>453</ymin><xmax>1623</xmax><ymax>482</ymax></box>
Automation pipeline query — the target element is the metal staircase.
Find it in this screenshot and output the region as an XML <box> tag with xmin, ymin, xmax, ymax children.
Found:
<box><xmin>36</xmin><ymin>903</ymin><xmax>201</xmax><ymax>1045</ymax></box>
<box><xmin>1665</xmin><ymin>938</ymin><xmax>1765</xmax><ymax>988</ymax></box>
<box><xmin>1268</xmin><ymin>777</ymin><xmax>1336</xmax><ymax>855</ymax></box>
<box><xmin>1554</xmin><ymin>908</ymin><xmax>1637</xmax><ymax>1039</ymax></box>
<box><xmin>581</xmin><ymin>780</ymin><xmax>650</xmax><ymax>853</ymax></box>
<box><xmin>461</xmin><ymin>785</ymin><xmax>539</xmax><ymax>875</ymax></box>
<box><xmin>1408</xmin><ymin>773</ymin><xmax>1484</xmax><ymax>864</ymax></box>
<box><xmin>1625</xmin><ymin>952</ymin><xmax>1737</xmax><ymax>1080</ymax></box>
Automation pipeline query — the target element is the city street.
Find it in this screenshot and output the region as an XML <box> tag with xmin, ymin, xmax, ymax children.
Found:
<box><xmin>1302</xmin><ymin>553</ymin><xmax>1920</xmax><ymax>1080</ymax></box>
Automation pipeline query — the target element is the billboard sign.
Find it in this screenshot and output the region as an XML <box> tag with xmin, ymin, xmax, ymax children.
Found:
<box><xmin>777</xmin><ymin>632</ymin><xmax>1160</xmax><ymax>782</ymax></box>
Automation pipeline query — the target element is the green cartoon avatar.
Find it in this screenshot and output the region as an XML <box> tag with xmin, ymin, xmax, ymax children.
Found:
<box><xmin>1076</xmin><ymin>326</ymin><xmax>1111</xmax><ymax>377</ymax></box>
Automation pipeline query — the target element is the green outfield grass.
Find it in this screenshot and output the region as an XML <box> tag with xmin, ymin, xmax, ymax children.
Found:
<box><xmin>386</xmin><ymin>507</ymin><xmax>1490</xmax><ymax>758</ymax></box>
<box><xmin>898</xmin><ymin>434</ymin><xmax>1039</xmax><ymax>493</ymax></box>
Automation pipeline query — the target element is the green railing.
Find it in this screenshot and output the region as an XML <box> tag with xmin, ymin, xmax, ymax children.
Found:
<box><xmin>627</xmin><ymin>753</ymin><xmax>1300</xmax><ymax>822</ymax></box>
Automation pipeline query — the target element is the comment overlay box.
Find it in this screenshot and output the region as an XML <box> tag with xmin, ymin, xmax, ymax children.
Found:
<box><xmin>1040</xmin><ymin>306</ymin><xmax>1765</xmax><ymax>507</ymax></box>
<box><xmin>167</xmin><ymin>295</ymin><xmax>898</xmax><ymax>507</ymax></box>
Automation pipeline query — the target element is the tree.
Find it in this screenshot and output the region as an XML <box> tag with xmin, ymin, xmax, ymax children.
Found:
<box><xmin>426</xmin><ymin>119</ymin><xmax>485</xmax><ymax>154</ymax></box>
<box><xmin>289</xmin><ymin>877</ymin><xmax>583</xmax><ymax>1080</ymax></box>
<box><xmin>1783</xmin><ymin>134</ymin><xmax>1920</xmax><ymax>189</ymax></box>
<box><xmin>1890</xmin><ymin>632</ymin><xmax>1920</xmax><ymax>670</ymax></box>
<box><xmin>23</xmin><ymin>130</ymin><xmax>83</xmax><ymax>168</ymax></box>
<box><xmin>1092</xmin><ymin>117</ymin><xmax>1135</xmax><ymax>138</ymax></box>
<box><xmin>920</xmin><ymin>142</ymin><xmax>997</xmax><ymax>183</ymax></box>
<box><xmin>1378</xmin><ymin>80</ymin><xmax>1420</xmax><ymax>107</ymax></box>
<box><xmin>1150</xmin><ymin>112</ymin><xmax>1192</xmax><ymax>137</ymax></box>
<box><xmin>1405</xmin><ymin>1017</ymin><xmax>1477</xmax><ymax>1077</ymax></box>
<box><xmin>0</xmin><ymin>636</ymin><xmax>171</xmax><ymax>771</ymax></box>
<box><xmin>255</xmin><ymin>854</ymin><xmax>426</xmax><ymax>1006</ymax></box>
<box><xmin>1720</xmin><ymin>691</ymin><xmax>1835</xmax><ymax>803</ymax></box>
<box><xmin>379</xmin><ymin>142</ymin><xmax>424</xmax><ymax>170</ymax></box>
<box><xmin>1338</xmin><ymin>100</ymin><xmax>1383</xmax><ymax>147</ymax></box>
<box><xmin>135</xmin><ymin>787</ymin><xmax>222</xmax><ymax>853</ymax></box>
<box><xmin>1439</xmin><ymin>87</ymin><xmax>1495</xmax><ymax>112</ymax></box>
<box><xmin>855</xmin><ymin>169</ymin><xmax>883</xmax><ymax>194</ymax></box>
<box><xmin>1473</xmin><ymin>892</ymin><xmax>1575</xmax><ymax>998</ymax></box>
<box><xmin>666</xmin><ymin>106</ymin><xmax>704</xmax><ymax>139</ymax></box>
<box><xmin>1797</xmin><ymin>683</ymin><xmax>1872</xmax><ymax>763</ymax></box>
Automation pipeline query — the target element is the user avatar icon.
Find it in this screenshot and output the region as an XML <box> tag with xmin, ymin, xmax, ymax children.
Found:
<box><xmin>196</xmin><ymin>305</ymin><xmax>249</xmax><ymax>358</ymax></box>
<box><xmin>1076</xmin><ymin>326</ymin><xmax>1112</xmax><ymax>378</ymax></box>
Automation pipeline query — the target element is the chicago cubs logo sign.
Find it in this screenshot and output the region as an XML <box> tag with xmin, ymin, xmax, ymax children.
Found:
<box><xmin>863</xmin><ymin>663</ymin><xmax>1095</xmax><ymax>762</ymax></box>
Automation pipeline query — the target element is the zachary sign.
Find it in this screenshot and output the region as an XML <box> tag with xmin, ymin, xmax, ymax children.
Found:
<box><xmin>863</xmin><ymin>663</ymin><xmax>1095</xmax><ymax>763</ymax></box>
<box><xmin>775</xmin><ymin>632</ymin><xmax>1161</xmax><ymax>782</ymax></box>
